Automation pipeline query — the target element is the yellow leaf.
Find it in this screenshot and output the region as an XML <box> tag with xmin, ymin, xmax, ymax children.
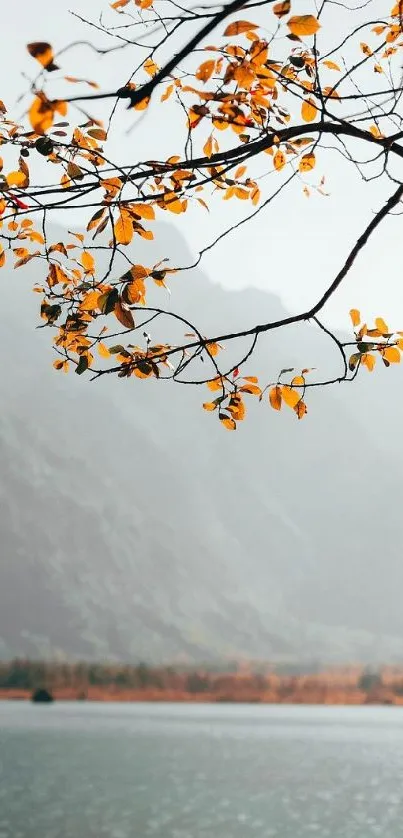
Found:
<box><xmin>163</xmin><ymin>193</ymin><xmax>185</xmax><ymax>214</ymax></box>
<box><xmin>361</xmin><ymin>353</ymin><xmax>376</xmax><ymax>371</ymax></box>
<box><xmin>206</xmin><ymin>341</ymin><xmax>221</xmax><ymax>356</ymax></box>
<box><xmin>133</xmin><ymin>203</ymin><xmax>155</xmax><ymax>220</ymax></box>
<box><xmin>383</xmin><ymin>346</ymin><xmax>400</xmax><ymax>364</ymax></box>
<box><xmin>301</xmin><ymin>98</ymin><xmax>317</xmax><ymax>122</ymax></box>
<box><xmin>114</xmin><ymin>211</ymin><xmax>133</xmax><ymax>245</ymax></box>
<box><xmin>273</xmin><ymin>0</ymin><xmax>290</xmax><ymax>18</ymax></box>
<box><xmin>196</xmin><ymin>60</ymin><xmax>216</xmax><ymax>83</ymax></box>
<box><xmin>79</xmin><ymin>290</ymin><xmax>100</xmax><ymax>311</ymax></box>
<box><xmin>98</xmin><ymin>342</ymin><xmax>111</xmax><ymax>359</ymax></box>
<box><xmin>80</xmin><ymin>251</ymin><xmax>95</xmax><ymax>275</ymax></box>
<box><xmin>235</xmin><ymin>165</ymin><xmax>247</xmax><ymax>179</ymax></box>
<box><xmin>0</xmin><ymin>245</ymin><xmax>5</xmax><ymax>268</ymax></box>
<box><xmin>281</xmin><ymin>386</ymin><xmax>301</xmax><ymax>408</ymax></box>
<box><xmin>360</xmin><ymin>42</ymin><xmax>372</xmax><ymax>56</ymax></box>
<box><xmin>273</xmin><ymin>149</ymin><xmax>286</xmax><ymax>170</ymax></box>
<box><xmin>291</xmin><ymin>375</ymin><xmax>305</xmax><ymax>387</ymax></box>
<box><xmin>144</xmin><ymin>58</ymin><xmax>159</xmax><ymax>77</ymax></box>
<box><xmin>269</xmin><ymin>385</ymin><xmax>282</xmax><ymax>410</ymax></box>
<box><xmin>28</xmin><ymin>95</ymin><xmax>65</xmax><ymax>134</ymax></box>
<box><xmin>234</xmin><ymin>186</ymin><xmax>249</xmax><ymax>199</ymax></box>
<box><xmin>369</xmin><ymin>124</ymin><xmax>383</xmax><ymax>138</ymax></box>
<box><xmin>287</xmin><ymin>15</ymin><xmax>320</xmax><ymax>37</ymax></box>
<box><xmin>161</xmin><ymin>84</ymin><xmax>174</xmax><ymax>102</ymax></box>
<box><xmin>239</xmin><ymin>383</ymin><xmax>261</xmax><ymax>395</ymax></box>
<box><xmin>322</xmin><ymin>60</ymin><xmax>340</xmax><ymax>71</ymax></box>
<box><xmin>350</xmin><ymin>308</ymin><xmax>361</xmax><ymax>327</ymax></box>
<box><xmin>219</xmin><ymin>413</ymin><xmax>237</xmax><ymax>430</ymax></box>
<box><xmin>6</xmin><ymin>170</ymin><xmax>27</xmax><ymax>187</ymax></box>
<box><xmin>207</xmin><ymin>376</ymin><xmax>223</xmax><ymax>392</ymax></box>
<box><xmin>203</xmin><ymin>401</ymin><xmax>218</xmax><ymax>411</ymax></box>
<box><xmin>203</xmin><ymin>135</ymin><xmax>213</xmax><ymax>158</ymax></box>
<box><xmin>375</xmin><ymin>316</ymin><xmax>389</xmax><ymax>334</ymax></box>
<box><xmin>224</xmin><ymin>20</ymin><xmax>258</xmax><ymax>36</ymax></box>
<box><xmin>126</xmin><ymin>278</ymin><xmax>146</xmax><ymax>305</ymax></box>
<box><xmin>299</xmin><ymin>152</ymin><xmax>315</xmax><ymax>172</ymax></box>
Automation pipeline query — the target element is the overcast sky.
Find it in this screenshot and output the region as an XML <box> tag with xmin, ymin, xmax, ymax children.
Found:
<box><xmin>3</xmin><ymin>0</ymin><xmax>403</xmax><ymax>331</ymax></box>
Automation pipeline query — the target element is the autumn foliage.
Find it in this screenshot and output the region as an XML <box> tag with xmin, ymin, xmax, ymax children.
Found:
<box><xmin>1</xmin><ymin>0</ymin><xmax>403</xmax><ymax>428</ymax></box>
<box><xmin>2</xmin><ymin>660</ymin><xmax>403</xmax><ymax>706</ymax></box>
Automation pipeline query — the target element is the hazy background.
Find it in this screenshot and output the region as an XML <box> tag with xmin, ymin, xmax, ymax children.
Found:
<box><xmin>1</xmin><ymin>1</ymin><xmax>403</xmax><ymax>667</ymax></box>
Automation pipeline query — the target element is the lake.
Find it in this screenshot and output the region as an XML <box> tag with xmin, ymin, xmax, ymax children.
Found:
<box><xmin>0</xmin><ymin>702</ymin><xmax>402</xmax><ymax>837</ymax></box>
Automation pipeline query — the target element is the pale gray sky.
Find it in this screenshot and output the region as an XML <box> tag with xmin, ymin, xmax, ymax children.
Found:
<box><xmin>3</xmin><ymin>0</ymin><xmax>403</xmax><ymax>331</ymax></box>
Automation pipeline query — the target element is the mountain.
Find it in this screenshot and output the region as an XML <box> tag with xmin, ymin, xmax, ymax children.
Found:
<box><xmin>0</xmin><ymin>221</ymin><xmax>403</xmax><ymax>665</ymax></box>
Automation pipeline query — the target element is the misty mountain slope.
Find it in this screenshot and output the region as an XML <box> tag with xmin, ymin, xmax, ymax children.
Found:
<box><xmin>0</xmin><ymin>222</ymin><xmax>403</xmax><ymax>663</ymax></box>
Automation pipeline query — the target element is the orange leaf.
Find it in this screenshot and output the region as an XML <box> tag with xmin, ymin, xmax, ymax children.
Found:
<box><xmin>287</xmin><ymin>15</ymin><xmax>320</xmax><ymax>37</ymax></box>
<box><xmin>269</xmin><ymin>385</ymin><xmax>282</xmax><ymax>410</ymax></box>
<box><xmin>203</xmin><ymin>135</ymin><xmax>213</xmax><ymax>158</ymax></box>
<box><xmin>301</xmin><ymin>98</ymin><xmax>317</xmax><ymax>122</ymax></box>
<box><xmin>144</xmin><ymin>58</ymin><xmax>159</xmax><ymax>77</ymax></box>
<box><xmin>273</xmin><ymin>0</ymin><xmax>290</xmax><ymax>18</ymax></box>
<box><xmin>196</xmin><ymin>60</ymin><xmax>216</xmax><ymax>83</ymax></box>
<box><xmin>79</xmin><ymin>290</ymin><xmax>101</xmax><ymax>311</ymax></box>
<box><xmin>273</xmin><ymin>149</ymin><xmax>286</xmax><ymax>170</ymax></box>
<box><xmin>322</xmin><ymin>60</ymin><xmax>340</xmax><ymax>71</ymax></box>
<box><xmin>80</xmin><ymin>251</ymin><xmax>95</xmax><ymax>275</ymax></box>
<box><xmin>6</xmin><ymin>170</ymin><xmax>28</xmax><ymax>187</ymax></box>
<box><xmin>299</xmin><ymin>152</ymin><xmax>315</xmax><ymax>172</ymax></box>
<box><xmin>375</xmin><ymin>316</ymin><xmax>389</xmax><ymax>334</ymax></box>
<box><xmin>281</xmin><ymin>385</ymin><xmax>301</xmax><ymax>408</ymax></box>
<box><xmin>98</xmin><ymin>342</ymin><xmax>111</xmax><ymax>358</ymax></box>
<box><xmin>27</xmin><ymin>42</ymin><xmax>59</xmax><ymax>72</ymax></box>
<box><xmin>207</xmin><ymin>377</ymin><xmax>223</xmax><ymax>392</ymax></box>
<box><xmin>114</xmin><ymin>211</ymin><xmax>133</xmax><ymax>245</ymax></box>
<box><xmin>361</xmin><ymin>353</ymin><xmax>376</xmax><ymax>371</ymax></box>
<box><xmin>114</xmin><ymin>301</ymin><xmax>135</xmax><ymax>330</ymax></box>
<box><xmin>239</xmin><ymin>383</ymin><xmax>261</xmax><ymax>395</ymax></box>
<box><xmin>133</xmin><ymin>203</ymin><xmax>155</xmax><ymax>220</ymax></box>
<box><xmin>219</xmin><ymin>413</ymin><xmax>237</xmax><ymax>430</ymax></box>
<box><xmin>349</xmin><ymin>308</ymin><xmax>361</xmax><ymax>327</ymax></box>
<box><xmin>294</xmin><ymin>400</ymin><xmax>307</xmax><ymax>419</ymax></box>
<box><xmin>161</xmin><ymin>84</ymin><xmax>174</xmax><ymax>102</ymax></box>
<box><xmin>224</xmin><ymin>20</ymin><xmax>259</xmax><ymax>36</ymax></box>
<box><xmin>383</xmin><ymin>346</ymin><xmax>400</xmax><ymax>364</ymax></box>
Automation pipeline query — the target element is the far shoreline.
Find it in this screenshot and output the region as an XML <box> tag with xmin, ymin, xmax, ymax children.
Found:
<box><xmin>1</xmin><ymin>688</ymin><xmax>402</xmax><ymax>707</ymax></box>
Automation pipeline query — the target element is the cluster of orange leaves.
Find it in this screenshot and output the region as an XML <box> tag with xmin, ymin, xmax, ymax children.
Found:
<box><xmin>0</xmin><ymin>2</ymin><xmax>401</xmax><ymax>428</ymax></box>
<box><xmin>203</xmin><ymin>369</ymin><xmax>309</xmax><ymax>430</ymax></box>
<box><xmin>348</xmin><ymin>309</ymin><xmax>403</xmax><ymax>373</ymax></box>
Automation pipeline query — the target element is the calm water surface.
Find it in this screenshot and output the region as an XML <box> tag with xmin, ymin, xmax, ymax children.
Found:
<box><xmin>0</xmin><ymin>701</ymin><xmax>402</xmax><ymax>837</ymax></box>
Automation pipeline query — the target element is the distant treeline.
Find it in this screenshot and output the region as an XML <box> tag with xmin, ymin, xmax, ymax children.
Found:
<box><xmin>2</xmin><ymin>659</ymin><xmax>403</xmax><ymax>704</ymax></box>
